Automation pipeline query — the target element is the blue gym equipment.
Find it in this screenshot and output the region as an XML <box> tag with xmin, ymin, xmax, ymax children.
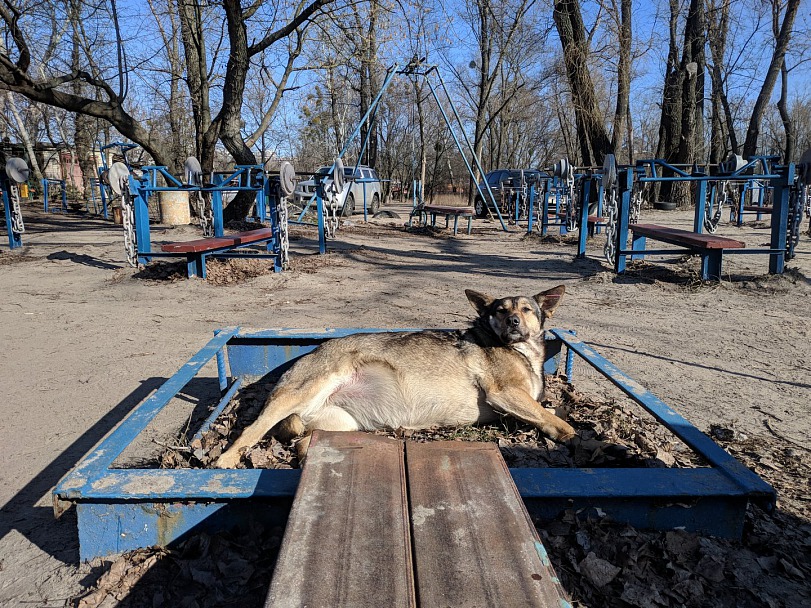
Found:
<box><xmin>1</xmin><ymin>157</ymin><xmax>29</xmax><ymax>251</ymax></box>
<box><xmin>103</xmin><ymin>159</ymin><xmax>293</xmax><ymax>277</ymax></box>
<box><xmin>599</xmin><ymin>154</ymin><xmax>808</xmax><ymax>280</ymax></box>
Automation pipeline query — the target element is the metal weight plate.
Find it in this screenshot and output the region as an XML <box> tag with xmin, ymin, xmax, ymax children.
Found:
<box><xmin>602</xmin><ymin>154</ymin><xmax>617</xmax><ymax>189</ymax></box>
<box><xmin>332</xmin><ymin>158</ymin><xmax>345</xmax><ymax>193</ymax></box>
<box><xmin>798</xmin><ymin>148</ymin><xmax>811</xmax><ymax>184</ymax></box>
<box><xmin>720</xmin><ymin>153</ymin><xmax>745</xmax><ymax>175</ymax></box>
<box><xmin>184</xmin><ymin>156</ymin><xmax>203</xmax><ymax>186</ymax></box>
<box><xmin>108</xmin><ymin>162</ymin><xmax>131</xmax><ymax>195</ymax></box>
<box><xmin>279</xmin><ymin>161</ymin><xmax>296</xmax><ymax>198</ymax></box>
<box><xmin>554</xmin><ymin>158</ymin><xmax>573</xmax><ymax>181</ymax></box>
<box><xmin>5</xmin><ymin>157</ymin><xmax>30</xmax><ymax>184</ymax></box>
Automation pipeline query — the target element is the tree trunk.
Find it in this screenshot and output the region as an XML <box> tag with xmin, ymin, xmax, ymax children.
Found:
<box><xmin>553</xmin><ymin>0</ymin><xmax>612</xmax><ymax>167</ymax></box>
<box><xmin>611</xmin><ymin>0</ymin><xmax>632</xmax><ymax>163</ymax></box>
<box><xmin>742</xmin><ymin>0</ymin><xmax>800</xmax><ymax>158</ymax></box>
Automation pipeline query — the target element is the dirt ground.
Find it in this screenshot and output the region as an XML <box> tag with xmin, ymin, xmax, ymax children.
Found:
<box><xmin>0</xmin><ymin>199</ymin><xmax>809</xmax><ymax>607</ymax></box>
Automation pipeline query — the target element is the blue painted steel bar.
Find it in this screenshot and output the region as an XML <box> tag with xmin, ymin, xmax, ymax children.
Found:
<box><xmin>577</xmin><ymin>178</ymin><xmax>590</xmax><ymax>257</ymax></box>
<box><xmin>1</xmin><ymin>175</ymin><xmax>23</xmax><ymax>250</ymax></box>
<box><xmin>315</xmin><ymin>177</ymin><xmax>326</xmax><ymax>254</ymax></box>
<box><xmin>550</xmin><ymin>328</ymin><xmax>775</xmax><ymax>502</ymax></box>
<box><xmin>129</xmin><ymin>175</ymin><xmax>153</xmax><ymax>264</ymax></box>
<box><xmin>614</xmin><ymin>168</ymin><xmax>633</xmax><ymax>272</ymax></box>
<box><xmin>59</xmin><ymin>327</ymin><xmax>241</xmax><ymax>481</ymax></box>
<box><xmin>693</xmin><ymin>175</ymin><xmax>708</xmax><ymax>234</ymax></box>
<box><xmin>336</xmin><ymin>66</ymin><xmax>399</xmax><ymax>162</ymax></box>
<box><xmin>769</xmin><ymin>164</ymin><xmax>793</xmax><ymax>274</ymax></box>
<box><xmin>192</xmin><ymin>377</ymin><xmax>242</xmax><ymax>444</ymax></box>
<box><xmin>215</xmin><ymin>329</ymin><xmax>229</xmax><ymax>392</ymax></box>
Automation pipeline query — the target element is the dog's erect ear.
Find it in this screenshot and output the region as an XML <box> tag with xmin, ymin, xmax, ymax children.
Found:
<box><xmin>465</xmin><ymin>290</ymin><xmax>494</xmax><ymax>315</ymax></box>
<box><xmin>533</xmin><ymin>285</ymin><xmax>565</xmax><ymax>317</ymax></box>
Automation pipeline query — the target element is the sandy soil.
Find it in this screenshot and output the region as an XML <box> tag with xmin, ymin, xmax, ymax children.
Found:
<box><xmin>0</xmin><ymin>200</ymin><xmax>809</xmax><ymax>606</ymax></box>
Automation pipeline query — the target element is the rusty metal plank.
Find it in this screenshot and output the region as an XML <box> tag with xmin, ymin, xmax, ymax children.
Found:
<box><xmin>266</xmin><ymin>431</ymin><xmax>415</xmax><ymax>608</ymax></box>
<box><xmin>406</xmin><ymin>441</ymin><xmax>571</xmax><ymax>608</ymax></box>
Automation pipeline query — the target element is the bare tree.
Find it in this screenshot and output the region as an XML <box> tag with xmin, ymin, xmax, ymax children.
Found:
<box><xmin>553</xmin><ymin>0</ymin><xmax>612</xmax><ymax>167</ymax></box>
<box><xmin>742</xmin><ymin>0</ymin><xmax>800</xmax><ymax>158</ymax></box>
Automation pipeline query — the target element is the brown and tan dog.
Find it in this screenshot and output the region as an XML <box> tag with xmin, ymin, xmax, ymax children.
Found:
<box><xmin>216</xmin><ymin>285</ymin><xmax>584</xmax><ymax>468</ymax></box>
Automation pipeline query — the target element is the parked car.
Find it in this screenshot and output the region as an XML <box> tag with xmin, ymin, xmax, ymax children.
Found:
<box><xmin>473</xmin><ymin>169</ymin><xmax>544</xmax><ymax>218</ymax></box>
<box><xmin>294</xmin><ymin>164</ymin><xmax>383</xmax><ymax>216</ymax></box>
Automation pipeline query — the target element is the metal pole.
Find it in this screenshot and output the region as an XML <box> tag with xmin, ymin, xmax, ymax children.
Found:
<box><xmin>427</xmin><ymin>68</ymin><xmax>509</xmax><ymax>231</ymax></box>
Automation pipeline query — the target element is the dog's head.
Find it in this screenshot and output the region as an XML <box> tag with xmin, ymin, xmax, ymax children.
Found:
<box><xmin>465</xmin><ymin>286</ymin><xmax>565</xmax><ymax>345</ymax></box>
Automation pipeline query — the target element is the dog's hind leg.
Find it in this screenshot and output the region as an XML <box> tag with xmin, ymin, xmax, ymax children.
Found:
<box><xmin>215</xmin><ymin>377</ymin><xmax>343</xmax><ymax>468</ymax></box>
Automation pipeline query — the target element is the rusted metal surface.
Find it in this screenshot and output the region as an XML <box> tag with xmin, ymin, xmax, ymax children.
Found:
<box><xmin>406</xmin><ymin>441</ymin><xmax>571</xmax><ymax>608</ymax></box>
<box><xmin>266</xmin><ymin>431</ymin><xmax>415</xmax><ymax>608</ymax></box>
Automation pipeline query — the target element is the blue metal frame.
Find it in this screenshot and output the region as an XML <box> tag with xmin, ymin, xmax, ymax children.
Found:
<box><xmin>614</xmin><ymin>160</ymin><xmax>794</xmax><ymax>279</ymax></box>
<box><xmin>1</xmin><ymin>172</ymin><xmax>23</xmax><ymax>250</ymax></box>
<box><xmin>42</xmin><ymin>178</ymin><xmax>68</xmax><ymax>213</ymax></box>
<box><xmin>53</xmin><ymin>327</ymin><xmax>775</xmax><ymax>561</ymax></box>
<box><xmin>124</xmin><ymin>165</ymin><xmax>284</xmax><ymax>273</ymax></box>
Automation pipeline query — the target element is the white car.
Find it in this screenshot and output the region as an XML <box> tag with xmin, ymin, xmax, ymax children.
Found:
<box><xmin>294</xmin><ymin>164</ymin><xmax>383</xmax><ymax>216</ymax></box>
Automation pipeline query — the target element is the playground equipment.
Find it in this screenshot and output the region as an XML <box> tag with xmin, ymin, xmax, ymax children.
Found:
<box><xmin>95</xmin><ymin>141</ymin><xmax>141</xmax><ymax>220</ymax></box>
<box><xmin>297</xmin><ymin>60</ymin><xmax>509</xmax><ymax>237</ymax></box>
<box><xmin>104</xmin><ymin>159</ymin><xmax>292</xmax><ymax>277</ymax></box>
<box><xmin>599</xmin><ymin>154</ymin><xmax>809</xmax><ymax>280</ymax></box>
<box><xmin>1</xmin><ymin>157</ymin><xmax>29</xmax><ymax>250</ymax></box>
<box><xmin>53</xmin><ymin>327</ymin><xmax>774</xmax><ymax>562</ymax></box>
<box><xmin>42</xmin><ymin>178</ymin><xmax>68</xmax><ymax>213</ymax></box>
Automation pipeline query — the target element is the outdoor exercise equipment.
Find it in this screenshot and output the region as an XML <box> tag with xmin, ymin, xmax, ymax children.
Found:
<box><xmin>53</xmin><ymin>326</ymin><xmax>775</xmax><ymax>563</ymax></box>
<box><xmin>42</xmin><ymin>178</ymin><xmax>68</xmax><ymax>213</ymax></box>
<box><xmin>1</xmin><ymin>157</ymin><xmax>29</xmax><ymax>250</ymax></box>
<box><xmin>106</xmin><ymin>159</ymin><xmax>290</xmax><ymax>277</ymax></box>
<box><xmin>296</xmin><ymin>60</ymin><xmax>508</xmax><ymax>239</ymax></box>
<box><xmin>603</xmin><ymin>156</ymin><xmax>803</xmax><ymax>280</ymax></box>
<box><xmin>95</xmin><ymin>141</ymin><xmax>139</xmax><ymax>220</ymax></box>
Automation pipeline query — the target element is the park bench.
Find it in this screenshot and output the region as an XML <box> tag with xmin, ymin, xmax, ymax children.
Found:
<box><xmin>627</xmin><ymin>223</ymin><xmax>745</xmax><ymax>280</ymax></box>
<box><xmin>420</xmin><ymin>205</ymin><xmax>474</xmax><ymax>235</ymax></box>
<box><xmin>160</xmin><ymin>227</ymin><xmax>276</xmax><ymax>278</ymax></box>
<box><xmin>265</xmin><ymin>431</ymin><xmax>569</xmax><ymax>608</ymax></box>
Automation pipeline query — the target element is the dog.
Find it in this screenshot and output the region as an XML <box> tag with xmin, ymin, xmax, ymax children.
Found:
<box><xmin>215</xmin><ymin>285</ymin><xmax>586</xmax><ymax>468</ymax></box>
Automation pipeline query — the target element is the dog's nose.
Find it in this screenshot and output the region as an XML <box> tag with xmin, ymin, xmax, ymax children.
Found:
<box><xmin>508</xmin><ymin>315</ymin><xmax>521</xmax><ymax>327</ymax></box>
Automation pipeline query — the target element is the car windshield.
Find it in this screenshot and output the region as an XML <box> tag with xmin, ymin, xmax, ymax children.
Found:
<box><xmin>315</xmin><ymin>165</ymin><xmax>362</xmax><ymax>177</ymax></box>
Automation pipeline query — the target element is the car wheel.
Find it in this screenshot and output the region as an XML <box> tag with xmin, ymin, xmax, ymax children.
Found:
<box><xmin>342</xmin><ymin>193</ymin><xmax>355</xmax><ymax>217</ymax></box>
<box><xmin>474</xmin><ymin>197</ymin><xmax>487</xmax><ymax>218</ymax></box>
<box><xmin>369</xmin><ymin>193</ymin><xmax>380</xmax><ymax>215</ymax></box>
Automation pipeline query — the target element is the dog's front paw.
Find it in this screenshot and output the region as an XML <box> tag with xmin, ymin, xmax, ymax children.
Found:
<box><xmin>214</xmin><ymin>449</ymin><xmax>243</xmax><ymax>469</ymax></box>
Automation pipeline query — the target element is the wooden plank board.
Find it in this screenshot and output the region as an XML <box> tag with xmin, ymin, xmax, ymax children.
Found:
<box><xmin>631</xmin><ymin>223</ymin><xmax>745</xmax><ymax>249</ymax></box>
<box><xmin>406</xmin><ymin>441</ymin><xmax>571</xmax><ymax>608</ymax></box>
<box><xmin>424</xmin><ymin>205</ymin><xmax>474</xmax><ymax>216</ymax></box>
<box><xmin>265</xmin><ymin>431</ymin><xmax>415</xmax><ymax>608</ymax></box>
<box><xmin>161</xmin><ymin>236</ymin><xmax>236</xmax><ymax>253</ymax></box>
<box><xmin>161</xmin><ymin>228</ymin><xmax>273</xmax><ymax>253</ymax></box>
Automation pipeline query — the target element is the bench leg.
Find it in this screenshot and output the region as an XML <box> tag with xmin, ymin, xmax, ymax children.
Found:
<box><xmin>186</xmin><ymin>254</ymin><xmax>206</xmax><ymax>279</ymax></box>
<box><xmin>701</xmin><ymin>251</ymin><xmax>723</xmax><ymax>281</ymax></box>
<box><xmin>466</xmin><ymin>216</ymin><xmax>472</xmax><ymax>235</ymax></box>
<box><xmin>452</xmin><ymin>215</ymin><xmax>459</xmax><ymax>235</ymax></box>
<box><xmin>631</xmin><ymin>234</ymin><xmax>647</xmax><ymax>261</ymax></box>
<box><xmin>430</xmin><ymin>213</ymin><xmax>437</xmax><ymax>228</ymax></box>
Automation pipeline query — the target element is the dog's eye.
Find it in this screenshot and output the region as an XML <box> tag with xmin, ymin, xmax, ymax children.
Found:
<box><xmin>496</xmin><ymin>307</ymin><xmax>507</xmax><ymax>314</ymax></box>
<box><xmin>521</xmin><ymin>307</ymin><xmax>532</xmax><ymax>313</ymax></box>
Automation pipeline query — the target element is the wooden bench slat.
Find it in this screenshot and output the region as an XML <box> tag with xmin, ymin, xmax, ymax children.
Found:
<box><xmin>406</xmin><ymin>441</ymin><xmax>570</xmax><ymax>607</ymax></box>
<box><xmin>742</xmin><ymin>206</ymin><xmax>773</xmax><ymax>214</ymax></box>
<box><xmin>265</xmin><ymin>432</ymin><xmax>415</xmax><ymax>608</ymax></box>
<box><xmin>423</xmin><ymin>205</ymin><xmax>474</xmax><ymax>216</ymax></box>
<box><xmin>160</xmin><ymin>228</ymin><xmax>273</xmax><ymax>253</ymax></box>
<box><xmin>631</xmin><ymin>223</ymin><xmax>745</xmax><ymax>249</ymax></box>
